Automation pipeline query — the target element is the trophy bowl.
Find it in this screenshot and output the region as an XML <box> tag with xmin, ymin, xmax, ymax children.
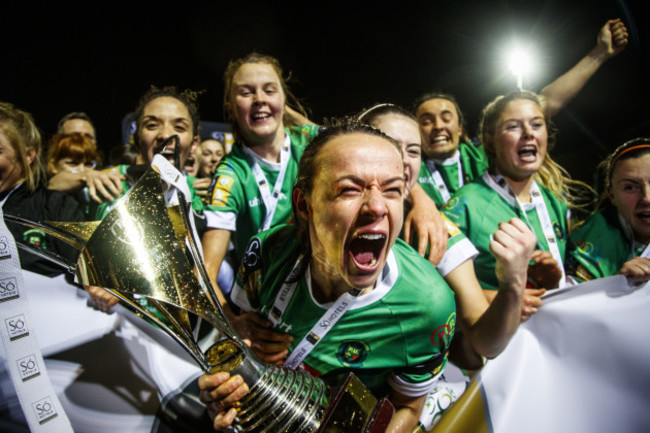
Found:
<box><xmin>6</xmin><ymin>164</ymin><xmax>392</xmax><ymax>433</ymax></box>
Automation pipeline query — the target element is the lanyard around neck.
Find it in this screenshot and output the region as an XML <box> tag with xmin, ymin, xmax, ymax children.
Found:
<box><xmin>267</xmin><ymin>255</ymin><xmax>362</xmax><ymax>370</ymax></box>
<box><xmin>425</xmin><ymin>152</ymin><xmax>463</xmax><ymax>203</ymax></box>
<box><xmin>246</xmin><ymin>135</ymin><xmax>291</xmax><ymax>232</ymax></box>
<box><xmin>483</xmin><ymin>172</ymin><xmax>566</xmax><ymax>285</ymax></box>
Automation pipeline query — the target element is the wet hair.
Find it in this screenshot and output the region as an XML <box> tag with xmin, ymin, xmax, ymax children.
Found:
<box><xmin>56</xmin><ymin>112</ymin><xmax>95</xmax><ymax>134</ymax></box>
<box><xmin>478</xmin><ymin>90</ymin><xmax>594</xmax><ymax>212</ymax></box>
<box><xmin>412</xmin><ymin>92</ymin><xmax>470</xmax><ymax>143</ymax></box>
<box><xmin>0</xmin><ymin>101</ymin><xmax>45</xmax><ymax>193</ymax></box>
<box><xmin>46</xmin><ymin>132</ymin><xmax>100</xmax><ymax>175</ymax></box>
<box><xmin>133</xmin><ymin>85</ymin><xmax>202</xmax><ymax>140</ymax></box>
<box><xmin>223</xmin><ymin>52</ymin><xmax>310</xmax><ymax>142</ymax></box>
<box><xmin>292</xmin><ymin>117</ymin><xmax>402</xmax><ymax>256</ymax></box>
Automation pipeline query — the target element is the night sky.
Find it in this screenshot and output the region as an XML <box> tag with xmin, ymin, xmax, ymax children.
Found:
<box><xmin>3</xmin><ymin>0</ymin><xmax>649</xmax><ymax>185</ymax></box>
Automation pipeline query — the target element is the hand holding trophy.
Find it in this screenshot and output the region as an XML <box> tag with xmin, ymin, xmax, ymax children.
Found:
<box><xmin>6</xmin><ymin>136</ymin><xmax>393</xmax><ymax>433</ymax></box>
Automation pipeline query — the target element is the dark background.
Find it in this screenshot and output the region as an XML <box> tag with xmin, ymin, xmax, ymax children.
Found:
<box><xmin>3</xmin><ymin>0</ymin><xmax>649</xmax><ymax>188</ymax></box>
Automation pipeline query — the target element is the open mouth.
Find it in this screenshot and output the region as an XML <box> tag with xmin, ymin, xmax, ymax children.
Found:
<box><xmin>349</xmin><ymin>232</ymin><xmax>386</xmax><ymax>272</ymax></box>
<box><xmin>635</xmin><ymin>209</ymin><xmax>650</xmax><ymax>223</ymax></box>
<box><xmin>518</xmin><ymin>145</ymin><xmax>537</xmax><ymax>162</ymax></box>
<box><xmin>431</xmin><ymin>135</ymin><xmax>450</xmax><ymax>145</ymax></box>
<box><xmin>252</xmin><ymin>112</ymin><xmax>271</xmax><ymax>121</ymax></box>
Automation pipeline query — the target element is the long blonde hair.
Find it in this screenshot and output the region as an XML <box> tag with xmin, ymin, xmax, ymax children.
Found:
<box><xmin>479</xmin><ymin>90</ymin><xmax>595</xmax><ymax>214</ymax></box>
<box><xmin>0</xmin><ymin>102</ymin><xmax>44</xmax><ymax>193</ymax></box>
<box><xmin>223</xmin><ymin>52</ymin><xmax>310</xmax><ymax>143</ymax></box>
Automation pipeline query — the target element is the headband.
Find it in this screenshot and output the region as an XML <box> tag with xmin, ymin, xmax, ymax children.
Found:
<box><xmin>357</xmin><ymin>103</ymin><xmax>397</xmax><ymax>121</ymax></box>
<box><xmin>608</xmin><ymin>143</ymin><xmax>650</xmax><ymax>176</ymax></box>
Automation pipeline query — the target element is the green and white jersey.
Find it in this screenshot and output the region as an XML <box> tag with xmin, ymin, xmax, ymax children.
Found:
<box><xmin>204</xmin><ymin>125</ymin><xmax>320</xmax><ymax>263</ymax></box>
<box><xmin>403</xmin><ymin>201</ymin><xmax>478</xmax><ymax>277</ymax></box>
<box><xmin>437</xmin><ymin>213</ymin><xmax>478</xmax><ymax>277</ymax></box>
<box><xmin>442</xmin><ymin>174</ymin><xmax>569</xmax><ymax>291</ymax></box>
<box><xmin>87</xmin><ymin>164</ymin><xmax>131</xmax><ymax>221</ymax></box>
<box><xmin>87</xmin><ymin>164</ymin><xmax>204</xmax><ymax>221</ymax></box>
<box><xmin>418</xmin><ymin>141</ymin><xmax>489</xmax><ymax>208</ymax></box>
<box><xmin>231</xmin><ymin>224</ymin><xmax>456</xmax><ymax>397</ymax></box>
<box><xmin>567</xmin><ymin>206</ymin><xmax>648</xmax><ymax>282</ymax></box>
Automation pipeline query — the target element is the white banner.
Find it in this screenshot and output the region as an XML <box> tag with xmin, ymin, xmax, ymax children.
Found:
<box><xmin>480</xmin><ymin>275</ymin><xmax>650</xmax><ymax>433</ymax></box>
<box><xmin>0</xmin><ymin>270</ymin><xmax>207</xmax><ymax>432</ymax></box>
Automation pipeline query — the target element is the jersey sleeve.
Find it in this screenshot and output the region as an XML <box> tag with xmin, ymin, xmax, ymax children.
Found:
<box><xmin>388</xmin><ymin>242</ymin><xmax>456</xmax><ymax>397</ymax></box>
<box><xmin>205</xmin><ymin>163</ymin><xmax>244</xmax><ymax>231</ymax></box>
<box><xmin>436</xmin><ymin>213</ymin><xmax>478</xmax><ymax>277</ymax></box>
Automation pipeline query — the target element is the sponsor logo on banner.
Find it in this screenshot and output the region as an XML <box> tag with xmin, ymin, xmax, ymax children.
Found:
<box><xmin>31</xmin><ymin>396</ymin><xmax>59</xmax><ymax>425</ymax></box>
<box><xmin>0</xmin><ymin>235</ymin><xmax>10</xmax><ymax>259</ymax></box>
<box><xmin>0</xmin><ymin>277</ymin><xmax>19</xmax><ymax>302</ymax></box>
<box><xmin>5</xmin><ymin>313</ymin><xmax>29</xmax><ymax>340</ymax></box>
<box><xmin>17</xmin><ymin>354</ymin><xmax>41</xmax><ymax>381</ymax></box>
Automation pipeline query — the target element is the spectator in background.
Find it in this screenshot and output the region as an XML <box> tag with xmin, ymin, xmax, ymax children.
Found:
<box><xmin>196</xmin><ymin>138</ymin><xmax>225</xmax><ymax>179</ymax></box>
<box><xmin>57</xmin><ymin>111</ymin><xmax>96</xmax><ymax>144</ymax></box>
<box><xmin>0</xmin><ymin>101</ymin><xmax>86</xmax><ymax>277</ymax></box>
<box><xmin>46</xmin><ymin>132</ymin><xmax>99</xmax><ymax>176</ymax></box>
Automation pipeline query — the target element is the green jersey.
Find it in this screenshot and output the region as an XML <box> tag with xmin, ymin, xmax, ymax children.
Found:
<box><xmin>205</xmin><ymin>125</ymin><xmax>320</xmax><ymax>263</ymax></box>
<box><xmin>403</xmin><ymin>200</ymin><xmax>478</xmax><ymax>277</ymax></box>
<box><xmin>231</xmin><ymin>224</ymin><xmax>456</xmax><ymax>397</ymax></box>
<box><xmin>567</xmin><ymin>206</ymin><xmax>647</xmax><ymax>282</ymax></box>
<box><xmin>442</xmin><ymin>174</ymin><xmax>569</xmax><ymax>291</ymax></box>
<box><xmin>437</xmin><ymin>213</ymin><xmax>478</xmax><ymax>277</ymax></box>
<box><xmin>87</xmin><ymin>164</ymin><xmax>204</xmax><ymax>221</ymax></box>
<box><xmin>418</xmin><ymin>141</ymin><xmax>489</xmax><ymax>207</ymax></box>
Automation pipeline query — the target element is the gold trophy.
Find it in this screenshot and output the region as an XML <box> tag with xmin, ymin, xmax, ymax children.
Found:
<box><xmin>6</xmin><ymin>157</ymin><xmax>392</xmax><ymax>432</ymax></box>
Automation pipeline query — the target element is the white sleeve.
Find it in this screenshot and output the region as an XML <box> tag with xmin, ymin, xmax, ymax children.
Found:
<box><xmin>436</xmin><ymin>238</ymin><xmax>478</xmax><ymax>277</ymax></box>
<box><xmin>204</xmin><ymin>209</ymin><xmax>237</xmax><ymax>231</ymax></box>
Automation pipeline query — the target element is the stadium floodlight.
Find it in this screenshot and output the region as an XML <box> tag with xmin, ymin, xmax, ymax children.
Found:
<box><xmin>508</xmin><ymin>46</ymin><xmax>533</xmax><ymax>90</ymax></box>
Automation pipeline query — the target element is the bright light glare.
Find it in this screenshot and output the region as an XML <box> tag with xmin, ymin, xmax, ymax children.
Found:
<box><xmin>508</xmin><ymin>49</ymin><xmax>531</xmax><ymax>76</ymax></box>
<box><xmin>506</xmin><ymin>45</ymin><xmax>534</xmax><ymax>90</ymax></box>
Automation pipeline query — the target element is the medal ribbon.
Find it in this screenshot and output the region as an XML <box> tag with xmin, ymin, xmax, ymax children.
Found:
<box><xmin>483</xmin><ymin>172</ymin><xmax>566</xmax><ymax>286</ymax></box>
<box><xmin>246</xmin><ymin>135</ymin><xmax>291</xmax><ymax>232</ymax></box>
<box><xmin>266</xmin><ymin>255</ymin><xmax>361</xmax><ymax>370</ymax></box>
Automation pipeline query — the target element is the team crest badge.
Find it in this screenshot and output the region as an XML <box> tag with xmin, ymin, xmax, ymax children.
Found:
<box><xmin>22</xmin><ymin>229</ymin><xmax>48</xmax><ymax>250</ymax></box>
<box><xmin>336</xmin><ymin>340</ymin><xmax>370</xmax><ymax>367</ymax></box>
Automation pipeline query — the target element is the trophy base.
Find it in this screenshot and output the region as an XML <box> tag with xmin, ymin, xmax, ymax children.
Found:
<box><xmin>317</xmin><ymin>373</ymin><xmax>394</xmax><ymax>433</ymax></box>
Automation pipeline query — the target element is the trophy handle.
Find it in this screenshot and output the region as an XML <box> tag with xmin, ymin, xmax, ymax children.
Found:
<box><xmin>4</xmin><ymin>214</ymin><xmax>93</xmax><ymax>273</ymax></box>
